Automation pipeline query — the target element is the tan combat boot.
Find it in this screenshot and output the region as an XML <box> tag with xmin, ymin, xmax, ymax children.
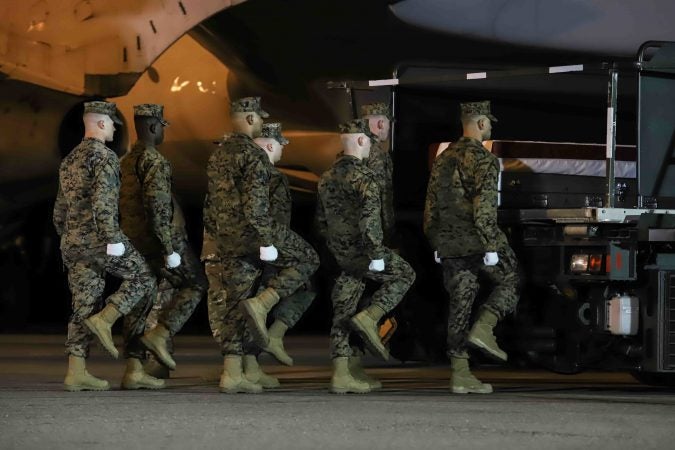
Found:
<box><xmin>240</xmin><ymin>288</ymin><xmax>280</xmax><ymax>347</ymax></box>
<box><xmin>63</xmin><ymin>355</ymin><xmax>110</xmax><ymax>392</ymax></box>
<box><xmin>350</xmin><ymin>305</ymin><xmax>389</xmax><ymax>360</ymax></box>
<box><xmin>330</xmin><ymin>357</ymin><xmax>371</xmax><ymax>394</ymax></box>
<box><xmin>121</xmin><ymin>358</ymin><xmax>165</xmax><ymax>390</ymax></box>
<box><xmin>263</xmin><ymin>320</ymin><xmax>293</xmax><ymax>366</ymax></box>
<box><xmin>243</xmin><ymin>355</ymin><xmax>281</xmax><ymax>389</ymax></box>
<box><xmin>219</xmin><ymin>355</ymin><xmax>263</xmax><ymax>394</ymax></box>
<box><xmin>450</xmin><ymin>355</ymin><xmax>493</xmax><ymax>394</ymax></box>
<box><xmin>467</xmin><ymin>309</ymin><xmax>508</xmax><ymax>362</ymax></box>
<box><xmin>141</xmin><ymin>324</ymin><xmax>176</xmax><ymax>370</ymax></box>
<box><xmin>144</xmin><ymin>356</ymin><xmax>170</xmax><ymax>379</ymax></box>
<box><xmin>348</xmin><ymin>354</ymin><xmax>382</xmax><ymax>390</ymax></box>
<box><xmin>84</xmin><ymin>303</ymin><xmax>122</xmax><ymax>358</ymax></box>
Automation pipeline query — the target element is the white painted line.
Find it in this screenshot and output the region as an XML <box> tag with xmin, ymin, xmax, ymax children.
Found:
<box><xmin>549</xmin><ymin>64</ymin><xmax>584</xmax><ymax>74</ymax></box>
<box><xmin>369</xmin><ymin>79</ymin><xmax>399</xmax><ymax>86</ymax></box>
<box><xmin>467</xmin><ymin>72</ymin><xmax>487</xmax><ymax>80</ymax></box>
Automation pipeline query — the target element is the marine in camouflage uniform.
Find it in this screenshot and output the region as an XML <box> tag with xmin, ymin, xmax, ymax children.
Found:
<box><xmin>317</xmin><ymin>119</ymin><xmax>415</xmax><ymax>393</ymax></box>
<box><xmin>242</xmin><ymin>124</ymin><xmax>318</xmax><ymax>371</ymax></box>
<box><xmin>361</xmin><ymin>102</ymin><xmax>396</xmax><ymax>244</ymax></box>
<box><xmin>204</xmin><ymin>98</ymin><xmax>317</xmax><ymax>393</ymax></box>
<box><xmin>53</xmin><ymin>101</ymin><xmax>156</xmax><ymax>391</ymax></box>
<box><xmin>119</xmin><ymin>103</ymin><xmax>207</xmax><ymax>373</ymax></box>
<box><xmin>424</xmin><ymin>100</ymin><xmax>519</xmax><ymax>394</ymax></box>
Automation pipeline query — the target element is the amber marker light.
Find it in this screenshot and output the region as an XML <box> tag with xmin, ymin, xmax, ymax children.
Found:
<box><xmin>589</xmin><ymin>254</ymin><xmax>603</xmax><ymax>273</ymax></box>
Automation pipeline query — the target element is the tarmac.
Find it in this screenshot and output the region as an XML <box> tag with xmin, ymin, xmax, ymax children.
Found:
<box><xmin>1</xmin><ymin>334</ymin><xmax>674</xmax><ymax>449</ymax></box>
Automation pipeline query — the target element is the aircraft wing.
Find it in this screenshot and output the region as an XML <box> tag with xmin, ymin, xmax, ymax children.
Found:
<box><xmin>0</xmin><ymin>0</ymin><xmax>247</xmax><ymax>96</ymax></box>
<box><xmin>391</xmin><ymin>0</ymin><xmax>675</xmax><ymax>56</ymax></box>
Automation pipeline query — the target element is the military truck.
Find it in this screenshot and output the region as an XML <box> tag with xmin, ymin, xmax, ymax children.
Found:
<box><xmin>341</xmin><ymin>41</ymin><xmax>675</xmax><ymax>384</ymax></box>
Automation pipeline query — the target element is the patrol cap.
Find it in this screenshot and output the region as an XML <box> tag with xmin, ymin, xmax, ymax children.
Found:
<box><xmin>83</xmin><ymin>101</ymin><xmax>122</xmax><ymax>125</ymax></box>
<box><xmin>361</xmin><ymin>102</ymin><xmax>391</xmax><ymax>119</ymax></box>
<box><xmin>133</xmin><ymin>103</ymin><xmax>170</xmax><ymax>126</ymax></box>
<box><xmin>230</xmin><ymin>96</ymin><xmax>270</xmax><ymax>118</ymax></box>
<box><xmin>460</xmin><ymin>100</ymin><xmax>498</xmax><ymax>122</ymax></box>
<box><xmin>260</xmin><ymin>122</ymin><xmax>289</xmax><ymax>145</ymax></box>
<box><xmin>338</xmin><ymin>118</ymin><xmax>378</xmax><ymax>141</ymax></box>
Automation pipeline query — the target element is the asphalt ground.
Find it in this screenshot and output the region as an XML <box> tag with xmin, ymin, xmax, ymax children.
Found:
<box><xmin>1</xmin><ymin>335</ymin><xmax>674</xmax><ymax>450</ymax></box>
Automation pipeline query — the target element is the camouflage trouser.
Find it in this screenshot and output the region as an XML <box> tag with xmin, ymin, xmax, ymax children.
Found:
<box><xmin>207</xmin><ymin>229</ymin><xmax>319</xmax><ymax>356</ymax></box>
<box><xmin>145</xmin><ymin>279</ymin><xmax>176</xmax><ymax>354</ymax></box>
<box><xmin>242</xmin><ymin>264</ymin><xmax>317</xmax><ymax>355</ymax></box>
<box><xmin>144</xmin><ymin>234</ymin><xmax>207</xmax><ymax>341</ymax></box>
<box><xmin>330</xmin><ymin>250</ymin><xmax>415</xmax><ymax>358</ymax></box>
<box><xmin>62</xmin><ymin>240</ymin><xmax>156</xmax><ymax>359</ymax></box>
<box><xmin>261</xmin><ymin>227</ymin><xmax>319</xmax><ymax>299</ymax></box>
<box><xmin>442</xmin><ymin>245</ymin><xmax>519</xmax><ymax>358</ymax></box>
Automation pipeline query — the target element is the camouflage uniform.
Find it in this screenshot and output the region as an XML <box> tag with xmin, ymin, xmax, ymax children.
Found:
<box><xmin>317</xmin><ymin>123</ymin><xmax>415</xmax><ymax>358</ymax></box>
<box><xmin>424</xmin><ymin>134</ymin><xmax>519</xmax><ymax>358</ymax></box>
<box><xmin>362</xmin><ymin>103</ymin><xmax>395</xmax><ymax>243</ymax></box>
<box><xmin>119</xmin><ymin>136</ymin><xmax>207</xmax><ymax>340</ymax></box>
<box><xmin>242</xmin><ymin>166</ymin><xmax>318</xmax><ymax>355</ymax></box>
<box><xmin>204</xmin><ymin>131</ymin><xmax>318</xmax><ymax>356</ymax></box>
<box><xmin>54</xmin><ymin>135</ymin><xmax>156</xmax><ymax>359</ymax></box>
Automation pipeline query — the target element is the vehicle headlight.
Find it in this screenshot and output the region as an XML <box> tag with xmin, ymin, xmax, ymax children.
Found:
<box><xmin>570</xmin><ymin>254</ymin><xmax>589</xmax><ymax>273</ymax></box>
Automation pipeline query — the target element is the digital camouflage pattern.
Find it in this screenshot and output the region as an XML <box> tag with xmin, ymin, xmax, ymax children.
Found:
<box><xmin>203</xmin><ymin>133</ymin><xmax>275</xmax><ymax>257</ymax></box>
<box><xmin>202</xmin><ymin>229</ymin><xmax>226</xmax><ymax>349</ymax></box>
<box><xmin>329</xmin><ymin>251</ymin><xmax>414</xmax><ymax>358</ymax></box>
<box><xmin>442</xmin><ymin>248</ymin><xmax>519</xmax><ymax>357</ymax></box>
<box><xmin>119</xmin><ymin>140</ymin><xmax>174</xmax><ymax>256</ymax></box>
<box><xmin>205</xmin><ymin>258</ymin><xmax>228</xmax><ymax>351</ymax></box>
<box><xmin>241</xmin><ymin>166</ymin><xmax>317</xmax><ymax>355</ymax></box>
<box><xmin>423</xmin><ymin>134</ymin><xmax>519</xmax><ymax>357</ymax></box>
<box><xmin>269</xmin><ymin>167</ymin><xmax>292</xmax><ymax>226</ymax></box>
<box><xmin>204</xmin><ymin>135</ymin><xmax>318</xmax><ymax>355</ymax></box>
<box><xmin>206</xmin><ymin>256</ymin><xmax>258</xmax><ymax>355</ymax></box>
<box><xmin>316</xmin><ymin>155</ymin><xmax>386</xmax><ymax>263</ymax></box>
<box><xmin>338</xmin><ymin>118</ymin><xmax>378</xmax><ymax>140</ymax></box>
<box><xmin>133</xmin><ymin>103</ymin><xmax>169</xmax><ymax>125</ymax></box>
<box><xmin>317</xmin><ymin>155</ymin><xmax>415</xmax><ymax>358</ymax></box>
<box><xmin>83</xmin><ymin>101</ymin><xmax>122</xmax><ymax>124</ymax></box>
<box><xmin>424</xmin><ymin>137</ymin><xmax>508</xmax><ymax>257</ymax></box>
<box><xmin>144</xmin><ymin>234</ymin><xmax>207</xmax><ymax>336</ymax></box>
<box><xmin>260</xmin><ymin>122</ymin><xmax>289</xmax><ymax>145</ymax></box>
<box><xmin>54</xmin><ymin>138</ymin><xmax>126</xmax><ymax>248</ymax></box>
<box><xmin>61</xmin><ymin>241</ymin><xmax>156</xmax><ymax>359</ymax></box>
<box><xmin>54</xmin><ymin>137</ymin><xmax>155</xmax><ymax>358</ymax></box>
<box><xmin>242</xmin><ymin>267</ymin><xmax>316</xmax><ymax>356</ymax></box>
<box><xmin>145</xmin><ymin>277</ymin><xmax>176</xmax><ymax>353</ymax></box>
<box><xmin>361</xmin><ymin>102</ymin><xmax>391</xmax><ymax>119</ymax></box>
<box><xmin>208</xmin><ymin>227</ymin><xmax>319</xmax><ymax>356</ymax></box>
<box><xmin>230</xmin><ymin>96</ymin><xmax>269</xmax><ymax>117</ymax></box>
<box><xmin>460</xmin><ymin>100</ymin><xmax>498</xmax><ymax>122</ymax></box>
<box><xmin>365</xmin><ymin>139</ymin><xmax>395</xmax><ymax>243</ymax></box>
<box><xmin>119</xmin><ymin>140</ymin><xmax>207</xmax><ymax>340</ymax></box>
<box><xmin>203</xmin><ymin>168</ymin><xmax>310</xmax><ymax>349</ymax></box>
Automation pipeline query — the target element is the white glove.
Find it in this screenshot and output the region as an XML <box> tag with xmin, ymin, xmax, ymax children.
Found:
<box><xmin>106</xmin><ymin>242</ymin><xmax>125</xmax><ymax>256</ymax></box>
<box><xmin>260</xmin><ymin>245</ymin><xmax>278</xmax><ymax>262</ymax></box>
<box><xmin>434</xmin><ymin>251</ymin><xmax>441</xmax><ymax>264</ymax></box>
<box><xmin>369</xmin><ymin>259</ymin><xmax>385</xmax><ymax>272</ymax></box>
<box><xmin>165</xmin><ymin>252</ymin><xmax>181</xmax><ymax>269</ymax></box>
<box><xmin>483</xmin><ymin>252</ymin><xmax>499</xmax><ymax>266</ymax></box>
